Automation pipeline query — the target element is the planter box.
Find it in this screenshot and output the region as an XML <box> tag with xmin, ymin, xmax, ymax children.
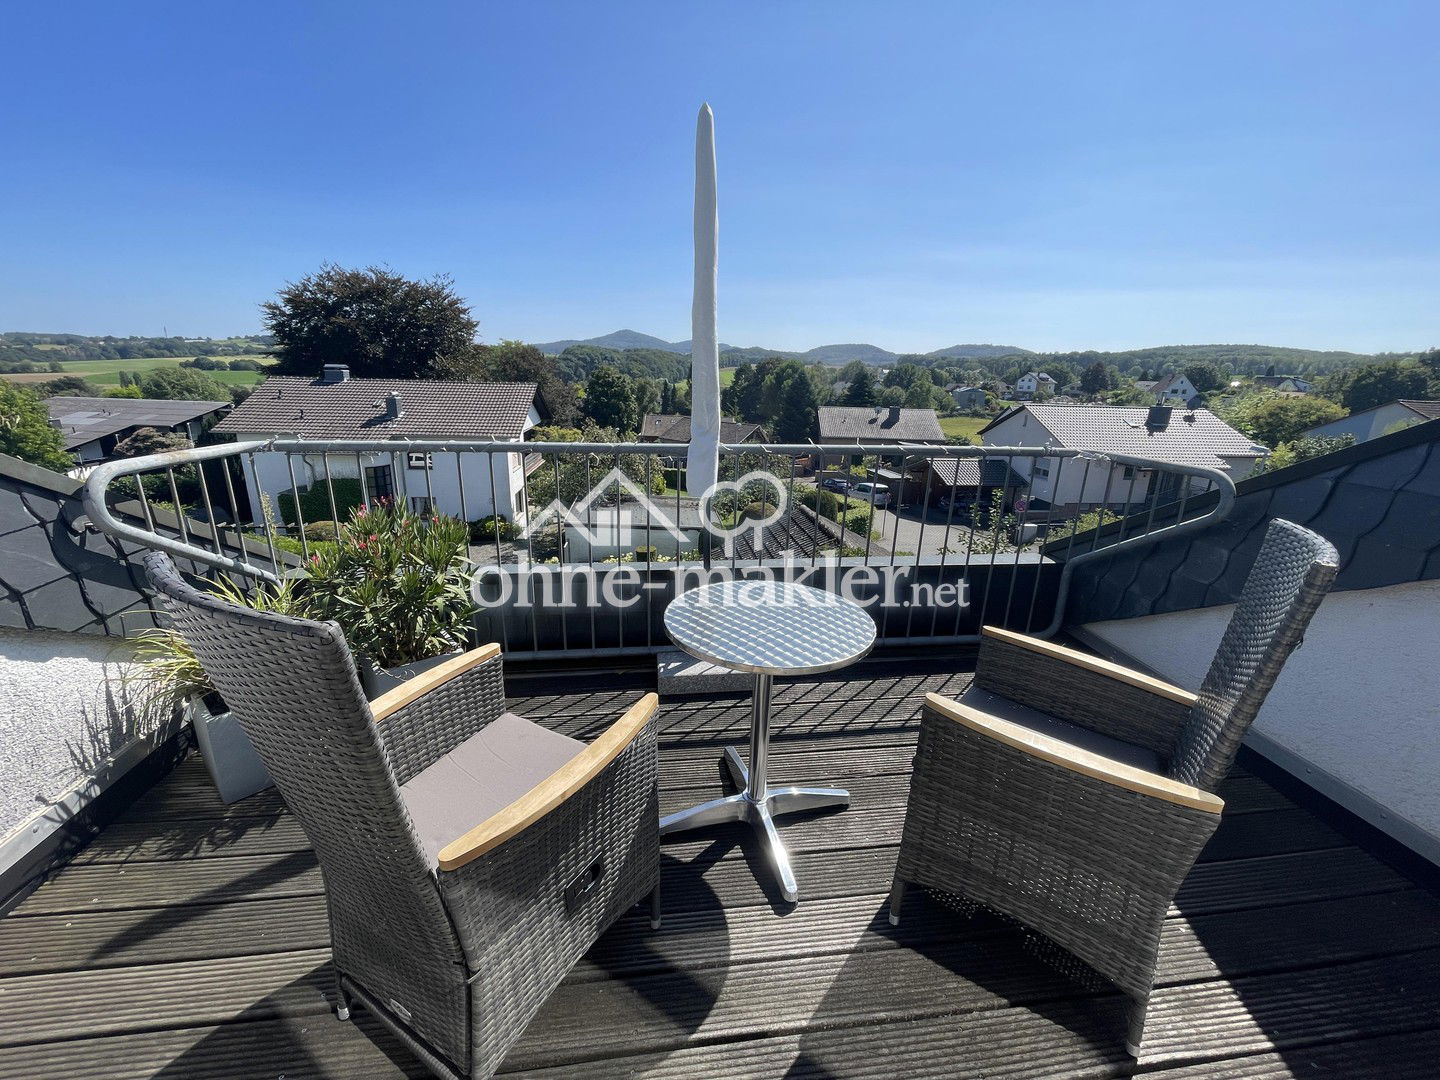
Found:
<box><xmin>360</xmin><ymin>651</ymin><xmax>459</xmax><ymax>699</ymax></box>
<box><xmin>187</xmin><ymin>696</ymin><xmax>273</xmax><ymax>805</ymax></box>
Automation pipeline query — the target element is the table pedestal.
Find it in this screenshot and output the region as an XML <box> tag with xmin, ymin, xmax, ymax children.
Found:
<box><xmin>659</xmin><ymin>672</ymin><xmax>849</xmax><ymax>902</ymax></box>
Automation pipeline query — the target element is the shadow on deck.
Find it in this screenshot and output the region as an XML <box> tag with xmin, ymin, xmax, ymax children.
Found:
<box><xmin>2</xmin><ymin>657</ymin><xmax>1438</xmax><ymax>1078</ymax></box>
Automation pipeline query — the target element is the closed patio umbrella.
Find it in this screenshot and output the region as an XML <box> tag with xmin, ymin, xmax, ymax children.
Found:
<box><xmin>687</xmin><ymin>103</ymin><xmax>720</xmax><ymax>500</ymax></box>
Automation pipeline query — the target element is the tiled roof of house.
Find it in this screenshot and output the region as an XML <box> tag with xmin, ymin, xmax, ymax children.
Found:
<box><xmin>210</xmin><ymin>376</ymin><xmax>538</xmax><ymax>440</ymax></box>
<box><xmin>928</xmin><ymin>457</ymin><xmax>1026</xmax><ymax>489</ymax></box>
<box><xmin>1398</xmin><ymin>400</ymin><xmax>1440</xmax><ymax>420</ymax></box>
<box><xmin>1150</xmin><ymin>372</ymin><xmax>1189</xmax><ymax>394</ymax></box>
<box><xmin>43</xmin><ymin>396</ymin><xmax>231</xmax><ymax>450</ymax></box>
<box><xmin>817</xmin><ymin>406</ymin><xmax>945</xmax><ymax>443</ymax></box>
<box><xmin>638</xmin><ymin>414</ymin><xmax>767</xmax><ymax>443</ymax></box>
<box><xmin>981</xmin><ymin>403</ymin><xmax>1265</xmax><ymax>469</ymax></box>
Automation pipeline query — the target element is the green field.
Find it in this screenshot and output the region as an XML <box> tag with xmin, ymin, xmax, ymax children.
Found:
<box><xmin>1</xmin><ymin>354</ymin><xmax>275</xmax><ymax>387</ymax></box>
<box><xmin>938</xmin><ymin>415</ymin><xmax>990</xmax><ymax>443</ymax></box>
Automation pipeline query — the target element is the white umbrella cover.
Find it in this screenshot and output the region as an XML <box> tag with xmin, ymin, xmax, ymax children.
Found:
<box><xmin>687</xmin><ymin>102</ymin><xmax>720</xmax><ymax>499</ymax></box>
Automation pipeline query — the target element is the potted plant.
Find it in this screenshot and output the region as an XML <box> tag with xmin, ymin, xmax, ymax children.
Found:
<box><xmin>131</xmin><ymin>576</ymin><xmax>302</xmax><ymax>804</ymax></box>
<box><xmin>303</xmin><ymin>498</ymin><xmax>478</xmax><ymax>697</ymax></box>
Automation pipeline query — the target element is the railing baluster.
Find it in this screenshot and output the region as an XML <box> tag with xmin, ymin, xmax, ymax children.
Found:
<box><xmin>194</xmin><ymin>457</ymin><xmax>223</xmax><ymax>557</ymax></box>
<box><xmin>284</xmin><ymin>451</ymin><xmax>310</xmax><ymax>562</ymax></box>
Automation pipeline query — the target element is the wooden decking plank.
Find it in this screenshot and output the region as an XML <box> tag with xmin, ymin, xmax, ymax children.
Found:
<box><xmin>0</xmin><ymin>949</ymin><xmax>335</xmax><ymax>1048</ymax></box>
<box><xmin>70</xmin><ymin>814</ymin><xmax>312</xmax><ymax>865</ymax></box>
<box><xmin>502</xmin><ymin>950</ymin><xmax>1440</xmax><ymax>1078</ymax></box>
<box><xmin>1143</xmin><ymin>1028</ymin><xmax>1440</xmax><ymax>1078</ymax></box>
<box><xmin>9</xmin><ymin>850</ymin><xmax>323</xmax><ymax>916</ymax></box>
<box><xmin>0</xmin><ymin>895</ymin><xmax>329</xmax><ymax>976</ymax></box>
<box><xmin>0</xmin><ymin>1012</ymin><xmax>424</xmax><ymax>1080</ymax></box>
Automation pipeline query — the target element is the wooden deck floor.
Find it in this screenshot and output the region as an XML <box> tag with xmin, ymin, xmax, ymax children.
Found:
<box><xmin>2</xmin><ymin>658</ymin><xmax>1439</xmax><ymax>1078</ymax></box>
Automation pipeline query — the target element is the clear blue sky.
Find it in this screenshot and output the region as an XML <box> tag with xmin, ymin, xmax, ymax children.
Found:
<box><xmin>2</xmin><ymin>1</ymin><xmax>1436</xmax><ymax>354</ymax></box>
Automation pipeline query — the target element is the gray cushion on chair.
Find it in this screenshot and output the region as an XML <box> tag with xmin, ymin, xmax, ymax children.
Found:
<box><xmin>956</xmin><ymin>684</ymin><xmax>1162</xmax><ymax>774</ymax></box>
<box><xmin>400</xmin><ymin>711</ymin><xmax>586</xmax><ymax>867</ymax></box>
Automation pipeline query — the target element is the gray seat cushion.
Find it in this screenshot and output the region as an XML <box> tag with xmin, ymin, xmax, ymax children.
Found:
<box><xmin>955</xmin><ymin>684</ymin><xmax>1162</xmax><ymax>774</ymax></box>
<box><xmin>400</xmin><ymin>711</ymin><xmax>586</xmax><ymax>867</ymax></box>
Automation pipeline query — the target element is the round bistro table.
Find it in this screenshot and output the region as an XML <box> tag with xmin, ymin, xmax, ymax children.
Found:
<box><xmin>660</xmin><ymin>579</ymin><xmax>877</xmax><ymax>902</ymax></box>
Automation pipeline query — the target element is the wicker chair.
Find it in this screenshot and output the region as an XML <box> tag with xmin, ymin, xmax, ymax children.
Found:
<box><xmin>142</xmin><ymin>552</ymin><xmax>660</xmax><ymax>1080</ymax></box>
<box><xmin>887</xmin><ymin>519</ymin><xmax>1339</xmax><ymax>1056</ymax></box>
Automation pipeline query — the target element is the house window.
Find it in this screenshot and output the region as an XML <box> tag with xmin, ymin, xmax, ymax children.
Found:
<box><xmin>364</xmin><ymin>464</ymin><xmax>394</xmax><ymax>500</ymax></box>
<box><xmin>410</xmin><ymin>496</ymin><xmax>435</xmax><ymax>515</ymax></box>
<box><xmin>1121</xmin><ymin>465</ymin><xmax>1136</xmax><ymax>480</ymax></box>
<box><xmin>1033</xmin><ymin>462</ymin><xmax>1050</xmax><ymax>477</ymax></box>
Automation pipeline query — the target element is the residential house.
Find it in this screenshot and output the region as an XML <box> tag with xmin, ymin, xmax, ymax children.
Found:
<box><xmin>1013</xmin><ymin>371</ymin><xmax>1057</xmax><ymax>400</ymax></box>
<box><xmin>1148</xmin><ymin>372</ymin><xmax>1202</xmax><ymax>407</ymax></box>
<box><xmin>209</xmin><ymin>365</ymin><xmax>541</xmax><ymax>525</ymax></box>
<box><xmin>43</xmin><ymin>396</ymin><xmax>231</xmax><ymax>465</ymax></box>
<box><xmin>1253</xmin><ymin>374</ymin><xmax>1314</xmax><ymax>393</ymax></box>
<box><xmin>816</xmin><ymin>405</ymin><xmax>945</xmax><ymax>468</ymax></box>
<box><xmin>637</xmin><ymin>413</ymin><xmax>767</xmax><ymax>444</ymax></box>
<box><xmin>981</xmin><ymin>402</ymin><xmax>1265</xmax><ymax>514</ymax></box>
<box><xmin>1301</xmin><ymin>399</ymin><xmax>1440</xmax><ymax>445</ymax></box>
<box><xmin>947</xmin><ymin>385</ymin><xmax>987</xmax><ymax>411</ymax></box>
<box><xmin>921</xmin><ymin>456</ymin><xmax>1026</xmax><ymax>511</ymax></box>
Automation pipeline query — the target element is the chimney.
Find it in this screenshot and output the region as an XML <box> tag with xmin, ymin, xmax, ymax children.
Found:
<box><xmin>883</xmin><ymin>406</ymin><xmax>901</xmax><ymax>427</ymax></box>
<box><xmin>321</xmin><ymin>364</ymin><xmax>351</xmax><ymax>384</ymax></box>
<box><xmin>1145</xmin><ymin>405</ymin><xmax>1173</xmax><ymax>434</ymax></box>
<box><xmin>385</xmin><ymin>391</ymin><xmax>403</xmax><ymax>421</ymax></box>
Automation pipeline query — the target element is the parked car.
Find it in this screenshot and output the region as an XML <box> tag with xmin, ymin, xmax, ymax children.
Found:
<box><xmin>821</xmin><ymin>476</ymin><xmax>852</xmax><ymax>493</ymax></box>
<box><xmin>849</xmin><ymin>482</ymin><xmax>892</xmax><ymax>507</ymax></box>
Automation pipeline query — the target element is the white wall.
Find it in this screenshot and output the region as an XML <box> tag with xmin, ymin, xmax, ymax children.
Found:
<box><xmin>0</xmin><ymin>628</ymin><xmax>165</xmax><ymax>844</ymax></box>
<box><xmin>984</xmin><ymin>412</ymin><xmax>1155</xmax><ymax>510</ymax></box>
<box><xmin>1079</xmin><ymin>580</ymin><xmax>1440</xmax><ymax>864</ymax></box>
<box><xmin>238</xmin><ymin>445</ymin><xmax>522</xmax><ymax>526</ymax></box>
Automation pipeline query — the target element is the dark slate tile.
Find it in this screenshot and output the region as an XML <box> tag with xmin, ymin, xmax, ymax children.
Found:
<box><xmin>21</xmin><ymin>575</ymin><xmax>105</xmax><ymax>634</ymax></box>
<box><xmin>17</xmin><ymin>488</ymin><xmax>63</xmax><ymax>525</ymax></box>
<box><xmin>0</xmin><ymin>486</ymin><xmax>40</xmax><ymax>538</ymax></box>
<box><xmin>1266</xmin><ymin>472</ymin><xmax>1342</xmax><ymax>527</ymax></box>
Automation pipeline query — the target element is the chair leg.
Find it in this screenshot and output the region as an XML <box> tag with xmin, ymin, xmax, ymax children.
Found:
<box><xmin>334</xmin><ymin>969</ymin><xmax>353</xmax><ymax>1022</ymax></box>
<box><xmin>649</xmin><ymin>880</ymin><xmax>662</xmax><ymax>930</ymax></box>
<box><xmin>887</xmin><ymin>877</ymin><xmax>907</xmax><ymax>927</ymax></box>
<box><xmin>1125</xmin><ymin>992</ymin><xmax>1149</xmax><ymax>1057</ymax></box>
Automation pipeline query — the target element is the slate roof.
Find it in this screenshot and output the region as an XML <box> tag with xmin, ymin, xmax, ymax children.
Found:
<box><xmin>43</xmin><ymin>397</ymin><xmax>230</xmax><ymax>450</ymax></box>
<box><xmin>981</xmin><ymin>404</ymin><xmax>1265</xmax><ymax>469</ymax></box>
<box><xmin>817</xmin><ymin>406</ymin><xmax>946</xmax><ymax>443</ymax></box>
<box><xmin>638</xmin><ymin>414</ymin><xmax>767</xmax><ymax>443</ymax></box>
<box><xmin>210</xmin><ymin>376</ymin><xmax>537</xmax><ymax>441</ymax></box>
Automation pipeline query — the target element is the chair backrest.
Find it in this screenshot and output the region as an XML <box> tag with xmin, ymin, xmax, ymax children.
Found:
<box><xmin>141</xmin><ymin>552</ymin><xmax>467</xmax><ymax>1056</ymax></box>
<box><xmin>1168</xmin><ymin>519</ymin><xmax>1339</xmax><ymax>791</ymax></box>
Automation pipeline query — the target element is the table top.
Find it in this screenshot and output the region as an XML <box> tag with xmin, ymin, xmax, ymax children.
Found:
<box><xmin>663</xmin><ymin>580</ymin><xmax>877</xmax><ymax>676</ymax></box>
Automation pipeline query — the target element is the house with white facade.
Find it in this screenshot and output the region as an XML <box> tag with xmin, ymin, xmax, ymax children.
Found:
<box><xmin>1148</xmin><ymin>372</ymin><xmax>1201</xmax><ymax>407</ymax></box>
<box><xmin>980</xmin><ymin>403</ymin><xmax>1266</xmax><ymax>515</ymax></box>
<box><xmin>209</xmin><ymin>365</ymin><xmax>542</xmax><ymax>526</ymax></box>
<box><xmin>1301</xmin><ymin>398</ymin><xmax>1440</xmax><ymax>445</ymax></box>
<box><xmin>1013</xmin><ymin>371</ymin><xmax>1056</xmax><ymax>400</ymax></box>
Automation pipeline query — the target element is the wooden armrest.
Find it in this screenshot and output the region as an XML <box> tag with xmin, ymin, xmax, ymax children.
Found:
<box><xmin>924</xmin><ymin>692</ymin><xmax>1223</xmax><ymax>814</ymax></box>
<box><xmin>437</xmin><ymin>692</ymin><xmax>659</xmax><ymax>871</ymax></box>
<box><xmin>370</xmin><ymin>643</ymin><xmax>502</xmax><ymax>724</ymax></box>
<box><xmin>981</xmin><ymin>626</ymin><xmax>1197</xmax><ymax>706</ymax></box>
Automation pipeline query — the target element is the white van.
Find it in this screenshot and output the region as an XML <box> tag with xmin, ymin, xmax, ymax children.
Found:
<box><xmin>849</xmin><ymin>482</ymin><xmax>892</xmax><ymax>508</ymax></box>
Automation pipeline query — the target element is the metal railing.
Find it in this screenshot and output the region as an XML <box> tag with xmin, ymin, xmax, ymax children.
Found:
<box><xmin>82</xmin><ymin>437</ymin><xmax>1235</xmax><ymax>658</ymax></box>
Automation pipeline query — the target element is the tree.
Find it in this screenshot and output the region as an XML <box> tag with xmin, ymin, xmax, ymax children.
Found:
<box><xmin>113</xmin><ymin>427</ymin><xmax>192</xmax><ymax>459</ymax></box>
<box><xmin>1322</xmin><ymin>360</ymin><xmax>1431</xmax><ymax>413</ymax></box>
<box><xmin>1228</xmin><ymin>394</ymin><xmax>1345</xmax><ymax>448</ymax></box>
<box><xmin>262</xmin><ymin>263</ymin><xmax>479</xmax><ymax>379</ymax></box>
<box><xmin>0</xmin><ymin>383</ymin><xmax>73</xmax><ymax>471</ymax></box>
<box><xmin>1183</xmin><ymin>362</ymin><xmax>1224</xmax><ymax>393</ymax></box>
<box><xmin>583</xmin><ymin>366</ymin><xmax>638</xmax><ymax>432</ymax></box>
<box><xmin>774</xmin><ymin>368</ymin><xmax>819</xmax><ymax>441</ymax></box>
<box><xmin>437</xmin><ymin>339</ymin><xmax>580</xmax><ymax>426</ymax></box>
<box><xmin>632</xmin><ymin>376</ymin><xmax>661</xmax><ymax>424</ymax></box>
<box><xmin>139</xmin><ymin>367</ymin><xmax>231</xmax><ymax>401</ymax></box>
<box><xmin>102</xmin><ymin>385</ymin><xmax>143</xmax><ymax>399</ymax></box>
<box><xmin>1079</xmin><ymin>362</ymin><xmax>1111</xmax><ymax>397</ymax></box>
<box><xmin>1256</xmin><ymin>434</ymin><xmax>1355</xmax><ymax>473</ymax></box>
<box><xmin>38</xmin><ymin>375</ymin><xmax>102</xmax><ymax>397</ymax></box>
<box><xmin>842</xmin><ymin>366</ymin><xmax>879</xmax><ymax>407</ymax></box>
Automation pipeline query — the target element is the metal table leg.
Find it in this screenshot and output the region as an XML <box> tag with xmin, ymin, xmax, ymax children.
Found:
<box><xmin>659</xmin><ymin>672</ymin><xmax>850</xmax><ymax>902</ymax></box>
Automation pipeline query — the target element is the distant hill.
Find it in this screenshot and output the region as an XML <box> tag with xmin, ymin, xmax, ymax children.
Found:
<box><xmin>535</xmin><ymin>330</ymin><xmax>687</xmax><ymax>354</ymax></box>
<box><xmin>927</xmin><ymin>343</ymin><xmax>1036</xmax><ymax>360</ymax></box>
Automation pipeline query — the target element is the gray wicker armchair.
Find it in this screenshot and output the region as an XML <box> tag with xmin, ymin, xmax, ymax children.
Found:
<box><xmin>142</xmin><ymin>552</ymin><xmax>661</xmax><ymax>1080</ymax></box>
<box><xmin>888</xmin><ymin>519</ymin><xmax>1339</xmax><ymax>1056</ymax></box>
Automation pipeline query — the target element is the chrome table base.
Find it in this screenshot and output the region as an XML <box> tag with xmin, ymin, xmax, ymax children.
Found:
<box><xmin>659</xmin><ymin>673</ymin><xmax>849</xmax><ymax>902</ymax></box>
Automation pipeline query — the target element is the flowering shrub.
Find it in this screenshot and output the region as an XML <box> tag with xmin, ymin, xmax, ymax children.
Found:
<box><xmin>303</xmin><ymin>498</ymin><xmax>475</xmax><ymax>669</ymax></box>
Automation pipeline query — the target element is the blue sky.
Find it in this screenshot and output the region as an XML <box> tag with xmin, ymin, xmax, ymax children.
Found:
<box><xmin>2</xmin><ymin>1</ymin><xmax>1436</xmax><ymax>353</ymax></box>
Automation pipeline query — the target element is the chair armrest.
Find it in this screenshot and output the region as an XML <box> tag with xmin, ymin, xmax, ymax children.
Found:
<box><xmin>438</xmin><ymin>692</ymin><xmax>660</xmax><ymax>871</ymax></box>
<box><xmin>976</xmin><ymin>626</ymin><xmax>1197</xmax><ymax>758</ymax></box>
<box><xmin>372</xmin><ymin>643</ymin><xmax>505</xmax><ymax>784</ymax></box>
<box><xmin>924</xmin><ymin>692</ymin><xmax>1221</xmax><ymax>813</ymax></box>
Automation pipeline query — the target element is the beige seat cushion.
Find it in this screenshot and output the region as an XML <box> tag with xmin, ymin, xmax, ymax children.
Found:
<box><xmin>955</xmin><ymin>684</ymin><xmax>1162</xmax><ymax>774</ymax></box>
<box><xmin>400</xmin><ymin>711</ymin><xmax>585</xmax><ymax>867</ymax></box>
